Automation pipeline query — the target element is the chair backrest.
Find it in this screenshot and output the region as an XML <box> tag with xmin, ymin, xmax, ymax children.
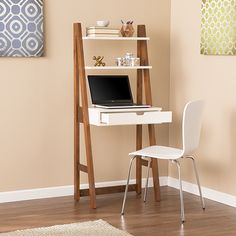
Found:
<box><xmin>182</xmin><ymin>100</ymin><xmax>204</xmax><ymax>156</ymax></box>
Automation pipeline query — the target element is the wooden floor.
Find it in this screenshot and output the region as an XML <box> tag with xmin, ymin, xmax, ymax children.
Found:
<box><xmin>0</xmin><ymin>186</ymin><xmax>236</xmax><ymax>235</ymax></box>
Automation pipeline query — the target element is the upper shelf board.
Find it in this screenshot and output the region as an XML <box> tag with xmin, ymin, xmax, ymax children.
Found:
<box><xmin>83</xmin><ymin>36</ymin><xmax>150</xmax><ymax>41</ymax></box>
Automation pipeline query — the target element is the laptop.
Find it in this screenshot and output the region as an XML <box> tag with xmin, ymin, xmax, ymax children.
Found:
<box><xmin>87</xmin><ymin>75</ymin><xmax>151</xmax><ymax>109</ymax></box>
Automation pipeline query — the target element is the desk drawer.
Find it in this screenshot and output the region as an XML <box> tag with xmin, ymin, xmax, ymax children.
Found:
<box><xmin>101</xmin><ymin>111</ymin><xmax>172</xmax><ymax>126</ymax></box>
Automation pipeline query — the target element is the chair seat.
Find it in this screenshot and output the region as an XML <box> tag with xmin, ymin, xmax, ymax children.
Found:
<box><xmin>129</xmin><ymin>145</ymin><xmax>183</xmax><ymax>160</ymax></box>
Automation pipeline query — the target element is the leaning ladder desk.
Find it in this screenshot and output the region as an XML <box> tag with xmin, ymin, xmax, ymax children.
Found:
<box><xmin>73</xmin><ymin>22</ymin><xmax>172</xmax><ymax>209</ymax></box>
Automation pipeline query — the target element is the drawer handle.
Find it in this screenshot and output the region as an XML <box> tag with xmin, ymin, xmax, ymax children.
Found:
<box><xmin>136</xmin><ymin>111</ymin><xmax>145</xmax><ymax>115</ymax></box>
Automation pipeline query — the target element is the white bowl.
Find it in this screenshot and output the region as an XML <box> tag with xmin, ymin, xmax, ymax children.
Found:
<box><xmin>96</xmin><ymin>20</ymin><xmax>110</xmax><ymax>27</ymax></box>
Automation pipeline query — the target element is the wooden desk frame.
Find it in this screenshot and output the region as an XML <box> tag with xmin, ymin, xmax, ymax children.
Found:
<box><xmin>73</xmin><ymin>22</ymin><xmax>160</xmax><ymax>208</ymax></box>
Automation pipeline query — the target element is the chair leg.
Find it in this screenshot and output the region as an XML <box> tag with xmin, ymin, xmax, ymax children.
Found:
<box><xmin>121</xmin><ymin>156</ymin><xmax>136</xmax><ymax>215</ymax></box>
<box><xmin>144</xmin><ymin>158</ymin><xmax>151</xmax><ymax>202</ymax></box>
<box><xmin>186</xmin><ymin>156</ymin><xmax>205</xmax><ymax>210</ymax></box>
<box><xmin>173</xmin><ymin>160</ymin><xmax>185</xmax><ymax>223</ymax></box>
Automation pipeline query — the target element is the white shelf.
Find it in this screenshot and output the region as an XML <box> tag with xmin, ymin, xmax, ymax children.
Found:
<box><xmin>85</xmin><ymin>66</ymin><xmax>152</xmax><ymax>70</ymax></box>
<box><xmin>83</xmin><ymin>36</ymin><xmax>150</xmax><ymax>41</ymax></box>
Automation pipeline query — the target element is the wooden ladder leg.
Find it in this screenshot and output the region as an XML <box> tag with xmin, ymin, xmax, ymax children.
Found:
<box><xmin>74</xmin><ymin>23</ymin><xmax>96</xmax><ymax>208</ymax></box>
<box><xmin>136</xmin><ymin>69</ymin><xmax>143</xmax><ymax>194</ymax></box>
<box><xmin>138</xmin><ymin>24</ymin><xmax>161</xmax><ymax>201</ymax></box>
<box><xmin>73</xmin><ymin>23</ymin><xmax>80</xmax><ymax>201</ymax></box>
<box><xmin>144</xmin><ymin>66</ymin><xmax>161</xmax><ymax>201</ymax></box>
<box><xmin>136</xmin><ymin>31</ymin><xmax>143</xmax><ymax>194</ymax></box>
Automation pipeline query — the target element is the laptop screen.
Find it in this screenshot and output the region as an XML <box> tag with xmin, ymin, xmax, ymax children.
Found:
<box><xmin>88</xmin><ymin>75</ymin><xmax>133</xmax><ymax>105</ymax></box>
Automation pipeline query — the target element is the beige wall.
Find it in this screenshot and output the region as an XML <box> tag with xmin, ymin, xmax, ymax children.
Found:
<box><xmin>0</xmin><ymin>0</ymin><xmax>171</xmax><ymax>192</ymax></box>
<box><xmin>170</xmin><ymin>0</ymin><xmax>236</xmax><ymax>195</ymax></box>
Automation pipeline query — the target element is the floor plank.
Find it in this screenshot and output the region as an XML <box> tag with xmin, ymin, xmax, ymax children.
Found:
<box><xmin>0</xmin><ymin>187</ymin><xmax>236</xmax><ymax>236</ymax></box>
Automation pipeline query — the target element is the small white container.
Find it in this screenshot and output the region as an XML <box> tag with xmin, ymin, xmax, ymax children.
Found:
<box><xmin>124</xmin><ymin>53</ymin><xmax>134</xmax><ymax>66</ymax></box>
<box><xmin>130</xmin><ymin>57</ymin><xmax>140</xmax><ymax>66</ymax></box>
<box><xmin>96</xmin><ymin>20</ymin><xmax>110</xmax><ymax>27</ymax></box>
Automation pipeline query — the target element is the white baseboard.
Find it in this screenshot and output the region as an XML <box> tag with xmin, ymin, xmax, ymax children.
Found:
<box><xmin>168</xmin><ymin>177</ymin><xmax>236</xmax><ymax>208</ymax></box>
<box><xmin>0</xmin><ymin>185</ymin><xmax>74</xmax><ymax>204</ymax></box>
<box><xmin>1</xmin><ymin>176</ymin><xmax>236</xmax><ymax>208</ymax></box>
<box><xmin>0</xmin><ymin>177</ymin><xmax>166</xmax><ymax>204</ymax></box>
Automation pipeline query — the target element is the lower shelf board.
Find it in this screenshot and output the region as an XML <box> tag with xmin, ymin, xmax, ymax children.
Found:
<box><xmin>79</xmin><ymin>184</ymin><xmax>137</xmax><ymax>197</ymax></box>
<box><xmin>85</xmin><ymin>66</ymin><xmax>152</xmax><ymax>70</ymax></box>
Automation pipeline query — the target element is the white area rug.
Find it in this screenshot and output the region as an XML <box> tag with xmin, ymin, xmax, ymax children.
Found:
<box><xmin>0</xmin><ymin>219</ymin><xmax>132</xmax><ymax>236</ymax></box>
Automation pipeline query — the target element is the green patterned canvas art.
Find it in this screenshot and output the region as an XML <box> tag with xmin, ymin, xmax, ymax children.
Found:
<box><xmin>201</xmin><ymin>0</ymin><xmax>236</xmax><ymax>55</ymax></box>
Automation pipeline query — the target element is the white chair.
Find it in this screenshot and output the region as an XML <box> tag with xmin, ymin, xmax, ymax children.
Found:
<box><xmin>121</xmin><ymin>100</ymin><xmax>205</xmax><ymax>223</ymax></box>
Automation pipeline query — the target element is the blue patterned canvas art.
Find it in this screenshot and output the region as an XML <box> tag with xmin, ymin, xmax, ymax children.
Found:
<box><xmin>0</xmin><ymin>0</ymin><xmax>43</xmax><ymax>57</ymax></box>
